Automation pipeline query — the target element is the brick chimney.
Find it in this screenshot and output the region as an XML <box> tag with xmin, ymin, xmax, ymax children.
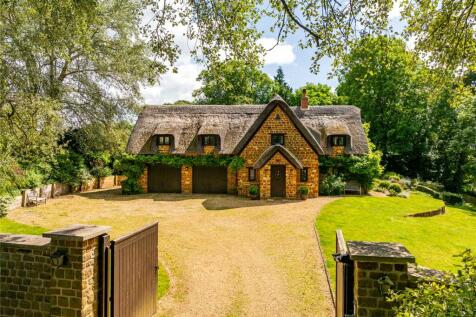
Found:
<box><xmin>300</xmin><ymin>89</ymin><xmax>309</xmax><ymax>110</ymax></box>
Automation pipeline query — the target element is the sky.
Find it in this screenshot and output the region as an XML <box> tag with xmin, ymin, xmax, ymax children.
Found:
<box><xmin>141</xmin><ymin>2</ymin><xmax>404</xmax><ymax>105</ymax></box>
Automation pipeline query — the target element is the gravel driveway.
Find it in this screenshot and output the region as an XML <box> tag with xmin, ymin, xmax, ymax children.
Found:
<box><xmin>8</xmin><ymin>190</ymin><xmax>335</xmax><ymax>316</ymax></box>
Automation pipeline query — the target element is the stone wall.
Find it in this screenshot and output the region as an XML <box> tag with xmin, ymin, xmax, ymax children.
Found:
<box><xmin>238</xmin><ymin>106</ymin><xmax>319</xmax><ymax>198</ymax></box>
<box><xmin>138</xmin><ymin>167</ymin><xmax>148</xmax><ymax>193</ymax></box>
<box><xmin>181</xmin><ymin>165</ymin><xmax>193</xmax><ymax>194</ymax></box>
<box><xmin>0</xmin><ymin>224</ymin><xmax>110</xmax><ymax>317</ymax></box>
<box><xmin>331</xmin><ymin>145</ymin><xmax>345</xmax><ymax>156</ymax></box>
<box><xmin>227</xmin><ymin>167</ymin><xmax>237</xmax><ymax>194</ymax></box>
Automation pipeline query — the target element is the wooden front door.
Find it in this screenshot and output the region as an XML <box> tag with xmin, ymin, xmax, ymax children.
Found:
<box><xmin>271</xmin><ymin>165</ymin><xmax>286</xmax><ymax>197</ymax></box>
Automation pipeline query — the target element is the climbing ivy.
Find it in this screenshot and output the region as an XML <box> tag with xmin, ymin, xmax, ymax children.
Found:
<box><xmin>114</xmin><ymin>154</ymin><xmax>245</xmax><ymax>194</ymax></box>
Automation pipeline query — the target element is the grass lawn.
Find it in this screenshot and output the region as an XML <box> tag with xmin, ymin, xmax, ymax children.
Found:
<box><xmin>0</xmin><ymin>217</ymin><xmax>47</xmax><ymax>235</ymax></box>
<box><xmin>316</xmin><ymin>192</ymin><xmax>476</xmax><ymax>289</ymax></box>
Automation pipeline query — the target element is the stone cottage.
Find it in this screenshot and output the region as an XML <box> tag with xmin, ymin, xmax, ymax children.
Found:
<box><xmin>126</xmin><ymin>92</ymin><xmax>368</xmax><ymax>199</ymax></box>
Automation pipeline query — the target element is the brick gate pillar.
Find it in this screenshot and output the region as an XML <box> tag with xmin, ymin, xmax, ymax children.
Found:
<box><xmin>347</xmin><ymin>241</ymin><xmax>415</xmax><ymax>317</ymax></box>
<box><xmin>43</xmin><ymin>224</ymin><xmax>110</xmax><ymax>317</ymax></box>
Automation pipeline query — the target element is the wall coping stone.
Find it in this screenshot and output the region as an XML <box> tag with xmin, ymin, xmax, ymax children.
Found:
<box><xmin>0</xmin><ymin>234</ymin><xmax>51</xmax><ymax>249</ymax></box>
<box><xmin>408</xmin><ymin>263</ymin><xmax>446</xmax><ymax>281</ymax></box>
<box><xmin>348</xmin><ymin>240</ymin><xmax>415</xmax><ymax>263</ymax></box>
<box><xmin>43</xmin><ymin>224</ymin><xmax>111</xmax><ymax>241</ymax></box>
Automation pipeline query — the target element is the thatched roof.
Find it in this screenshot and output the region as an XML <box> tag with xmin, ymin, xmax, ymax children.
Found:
<box><xmin>126</xmin><ymin>98</ymin><xmax>369</xmax><ymax>155</ymax></box>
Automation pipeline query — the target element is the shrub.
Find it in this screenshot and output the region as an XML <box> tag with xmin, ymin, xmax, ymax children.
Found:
<box><xmin>382</xmin><ymin>171</ymin><xmax>401</xmax><ymax>181</ymax></box>
<box><xmin>388</xmin><ymin>183</ymin><xmax>403</xmax><ymax>196</ymax></box>
<box><xmin>319</xmin><ymin>175</ymin><xmax>346</xmax><ymax>196</ymax></box>
<box><xmin>50</xmin><ymin>151</ymin><xmax>91</xmax><ymax>186</ymax></box>
<box><xmin>0</xmin><ymin>196</ymin><xmax>11</xmax><ymax>217</ymax></box>
<box><xmin>299</xmin><ymin>185</ymin><xmax>309</xmax><ymax>196</ymax></box>
<box><xmin>388</xmin><ymin>250</ymin><xmax>476</xmax><ymax>316</ymax></box>
<box><xmin>249</xmin><ymin>184</ymin><xmax>259</xmax><ymax>196</ymax></box>
<box><xmin>378</xmin><ymin>180</ymin><xmax>391</xmax><ymax>189</ymax></box>
<box><xmin>441</xmin><ymin>192</ymin><xmax>464</xmax><ymax>205</ymax></box>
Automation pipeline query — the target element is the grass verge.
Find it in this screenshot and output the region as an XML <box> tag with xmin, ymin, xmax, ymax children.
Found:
<box><xmin>0</xmin><ymin>218</ymin><xmax>47</xmax><ymax>235</ymax></box>
<box><xmin>157</xmin><ymin>262</ymin><xmax>170</xmax><ymax>299</ymax></box>
<box><xmin>316</xmin><ymin>192</ymin><xmax>476</xmax><ymax>290</ymax></box>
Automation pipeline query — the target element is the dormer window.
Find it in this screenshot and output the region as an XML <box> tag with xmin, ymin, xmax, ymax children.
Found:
<box><xmin>157</xmin><ymin>135</ymin><xmax>172</xmax><ymax>146</ymax></box>
<box><xmin>201</xmin><ymin>135</ymin><xmax>219</xmax><ymax>147</ymax></box>
<box><xmin>271</xmin><ymin>133</ymin><xmax>285</xmax><ymax>146</ymax></box>
<box><xmin>330</xmin><ymin>135</ymin><xmax>346</xmax><ymax>147</ymax></box>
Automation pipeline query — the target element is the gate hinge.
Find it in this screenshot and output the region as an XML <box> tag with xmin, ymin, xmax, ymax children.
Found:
<box><xmin>332</xmin><ymin>252</ymin><xmax>351</xmax><ymax>263</ymax></box>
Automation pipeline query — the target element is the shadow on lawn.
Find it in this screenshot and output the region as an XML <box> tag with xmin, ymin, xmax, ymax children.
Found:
<box><xmin>76</xmin><ymin>188</ymin><xmax>301</xmax><ymax>211</ymax></box>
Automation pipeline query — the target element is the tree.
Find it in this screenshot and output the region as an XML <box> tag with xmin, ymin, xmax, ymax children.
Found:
<box><xmin>193</xmin><ymin>60</ymin><xmax>277</xmax><ymax>104</ymax></box>
<box><xmin>401</xmin><ymin>0</ymin><xmax>476</xmax><ymax>73</ymax></box>
<box><xmin>0</xmin><ymin>0</ymin><xmax>161</xmax><ymax>124</ymax></box>
<box><xmin>336</xmin><ymin>36</ymin><xmax>431</xmax><ymax>176</ymax></box>
<box><xmin>273</xmin><ymin>67</ymin><xmax>294</xmax><ymax>104</ymax></box>
<box><xmin>293</xmin><ymin>83</ymin><xmax>339</xmax><ymax>105</ymax></box>
<box><xmin>426</xmin><ymin>90</ymin><xmax>476</xmax><ymax>192</ymax></box>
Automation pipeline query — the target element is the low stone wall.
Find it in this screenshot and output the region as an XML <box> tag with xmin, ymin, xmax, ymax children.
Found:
<box><xmin>406</xmin><ymin>206</ymin><xmax>445</xmax><ymax>217</ymax></box>
<box><xmin>0</xmin><ymin>224</ymin><xmax>110</xmax><ymax>317</ymax></box>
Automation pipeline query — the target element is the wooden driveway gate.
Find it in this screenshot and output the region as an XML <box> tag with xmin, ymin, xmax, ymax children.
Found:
<box><xmin>333</xmin><ymin>230</ymin><xmax>354</xmax><ymax>317</ymax></box>
<box><xmin>102</xmin><ymin>222</ymin><xmax>158</xmax><ymax>317</ymax></box>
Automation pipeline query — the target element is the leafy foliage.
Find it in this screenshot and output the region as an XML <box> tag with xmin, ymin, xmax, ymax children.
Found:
<box><xmin>249</xmin><ymin>184</ymin><xmax>259</xmax><ymax>196</ymax></box>
<box><xmin>273</xmin><ymin>67</ymin><xmax>294</xmax><ymax>105</ymax></box>
<box><xmin>319</xmin><ymin>175</ymin><xmax>345</xmax><ymax>196</ymax></box>
<box><xmin>388</xmin><ymin>249</ymin><xmax>476</xmax><ymax>317</ymax></box>
<box><xmin>49</xmin><ymin>151</ymin><xmax>91</xmax><ymax>187</ymax></box>
<box><xmin>292</xmin><ymin>83</ymin><xmax>341</xmax><ymax>105</ymax></box>
<box><xmin>401</xmin><ymin>0</ymin><xmax>476</xmax><ymax>73</ymax></box>
<box><xmin>441</xmin><ymin>192</ymin><xmax>464</xmax><ymax>206</ymax></box>
<box><xmin>388</xmin><ymin>183</ymin><xmax>403</xmax><ymax>196</ymax></box>
<box><xmin>320</xmin><ymin>123</ymin><xmax>383</xmax><ymax>192</ymax></box>
<box><xmin>193</xmin><ymin>60</ymin><xmax>277</xmax><ymax>104</ymax></box>
<box><xmin>115</xmin><ymin>154</ymin><xmax>245</xmax><ymax>194</ymax></box>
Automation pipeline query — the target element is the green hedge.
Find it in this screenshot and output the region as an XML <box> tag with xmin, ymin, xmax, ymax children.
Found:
<box><xmin>115</xmin><ymin>154</ymin><xmax>245</xmax><ymax>195</ymax></box>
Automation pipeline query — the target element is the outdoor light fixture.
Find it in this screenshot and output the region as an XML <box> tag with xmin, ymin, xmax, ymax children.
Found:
<box><xmin>50</xmin><ymin>250</ymin><xmax>67</xmax><ymax>268</ymax></box>
<box><xmin>377</xmin><ymin>275</ymin><xmax>394</xmax><ymax>295</ymax></box>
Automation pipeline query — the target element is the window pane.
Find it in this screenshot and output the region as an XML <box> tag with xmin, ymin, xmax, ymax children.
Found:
<box><xmin>271</xmin><ymin>134</ymin><xmax>284</xmax><ymax>145</ymax></box>
<box><xmin>248</xmin><ymin>168</ymin><xmax>256</xmax><ymax>181</ymax></box>
<box><xmin>300</xmin><ymin>168</ymin><xmax>308</xmax><ymax>182</ymax></box>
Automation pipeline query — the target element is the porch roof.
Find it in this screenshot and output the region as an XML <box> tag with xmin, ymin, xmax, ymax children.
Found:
<box><xmin>253</xmin><ymin>145</ymin><xmax>304</xmax><ymax>169</ymax></box>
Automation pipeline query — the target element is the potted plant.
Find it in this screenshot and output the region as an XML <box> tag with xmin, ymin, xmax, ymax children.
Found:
<box><xmin>249</xmin><ymin>184</ymin><xmax>260</xmax><ymax>200</ymax></box>
<box><xmin>299</xmin><ymin>185</ymin><xmax>309</xmax><ymax>200</ymax></box>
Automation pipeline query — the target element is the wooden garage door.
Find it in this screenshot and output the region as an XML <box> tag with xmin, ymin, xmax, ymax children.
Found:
<box><xmin>192</xmin><ymin>166</ymin><xmax>227</xmax><ymax>194</ymax></box>
<box><xmin>148</xmin><ymin>164</ymin><xmax>181</xmax><ymax>193</ymax></box>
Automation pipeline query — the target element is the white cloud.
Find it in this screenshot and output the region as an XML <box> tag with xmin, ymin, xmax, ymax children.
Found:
<box><xmin>141</xmin><ymin>55</ymin><xmax>203</xmax><ymax>105</ymax></box>
<box><xmin>258</xmin><ymin>37</ymin><xmax>296</xmax><ymax>65</ymax></box>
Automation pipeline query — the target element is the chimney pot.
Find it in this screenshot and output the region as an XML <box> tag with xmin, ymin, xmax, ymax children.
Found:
<box><xmin>300</xmin><ymin>89</ymin><xmax>309</xmax><ymax>110</ymax></box>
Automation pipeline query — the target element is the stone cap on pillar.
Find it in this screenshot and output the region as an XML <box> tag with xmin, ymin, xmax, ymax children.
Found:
<box><xmin>43</xmin><ymin>224</ymin><xmax>111</xmax><ymax>241</ymax></box>
<box><xmin>0</xmin><ymin>234</ymin><xmax>51</xmax><ymax>249</ymax></box>
<box><xmin>347</xmin><ymin>240</ymin><xmax>415</xmax><ymax>263</ymax></box>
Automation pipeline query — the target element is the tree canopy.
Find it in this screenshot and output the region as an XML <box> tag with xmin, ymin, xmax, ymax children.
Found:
<box><xmin>193</xmin><ymin>60</ymin><xmax>277</xmax><ymax>104</ymax></box>
<box><xmin>337</xmin><ymin>35</ymin><xmax>475</xmax><ymax>192</ymax></box>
